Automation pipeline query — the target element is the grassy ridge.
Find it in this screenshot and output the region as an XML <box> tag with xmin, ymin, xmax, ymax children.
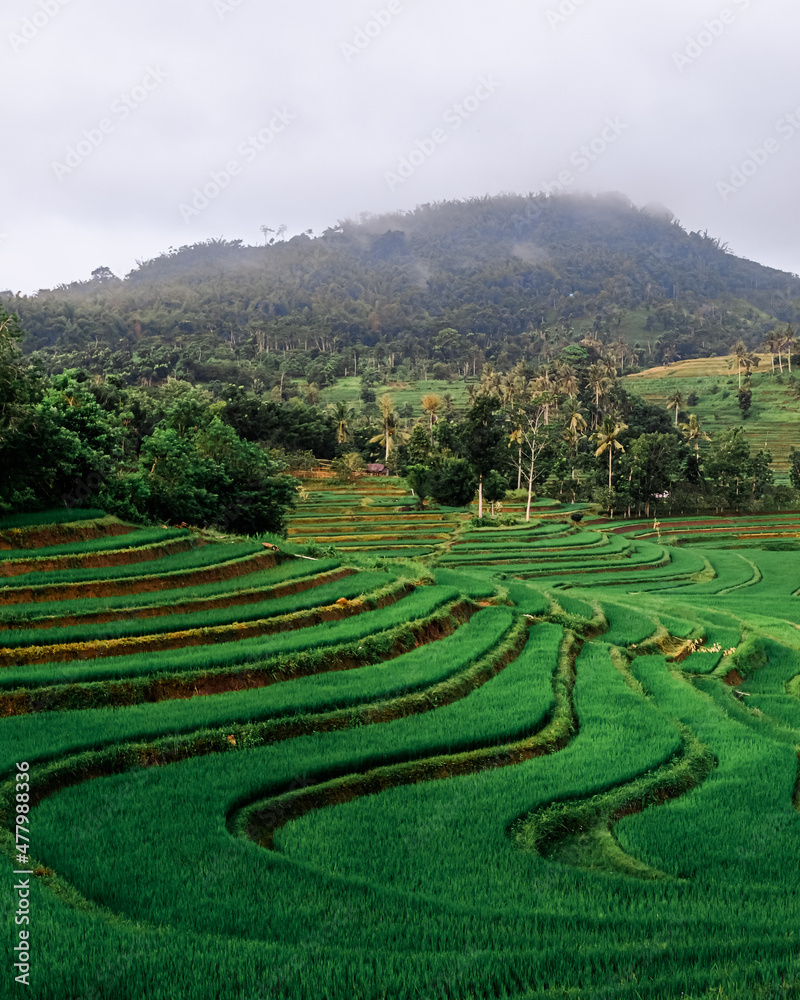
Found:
<box><xmin>5</xmin><ymin>501</ymin><xmax>800</xmax><ymax>1000</ymax></box>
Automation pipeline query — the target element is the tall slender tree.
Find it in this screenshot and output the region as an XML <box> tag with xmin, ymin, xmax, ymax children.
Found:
<box><xmin>592</xmin><ymin>417</ymin><xmax>628</xmax><ymax>489</ymax></box>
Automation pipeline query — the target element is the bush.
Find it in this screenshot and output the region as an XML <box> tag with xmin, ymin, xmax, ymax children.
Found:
<box><xmin>331</xmin><ymin>452</ymin><xmax>365</xmax><ymax>481</ymax></box>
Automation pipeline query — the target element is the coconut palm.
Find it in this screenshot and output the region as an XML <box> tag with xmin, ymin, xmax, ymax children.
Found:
<box><xmin>729</xmin><ymin>340</ymin><xmax>760</xmax><ymax>388</ymax></box>
<box><xmin>763</xmin><ymin>332</ymin><xmax>782</xmax><ymax>374</ymax></box>
<box><xmin>420</xmin><ymin>393</ymin><xmax>443</xmax><ymax>444</ymax></box>
<box><xmin>479</xmin><ymin>364</ymin><xmax>502</xmax><ymax>397</ymax></box>
<box><xmin>562</xmin><ymin>425</ymin><xmax>582</xmax><ymax>454</ymax></box>
<box><xmin>680</xmin><ymin>413</ymin><xmax>711</xmax><ymax>453</ymax></box>
<box><xmin>783</xmin><ymin>326</ymin><xmax>796</xmax><ymax>373</ymax></box>
<box><xmin>369</xmin><ymin>393</ymin><xmax>397</xmax><ymax>462</ymax></box>
<box><xmin>562</xmin><ymin>398</ymin><xmax>588</xmax><ymax>434</ymax></box>
<box><xmin>508</xmin><ymin>422</ymin><xmax>525</xmax><ymax>489</ymax></box>
<box><xmin>586</xmin><ymin>363</ymin><xmax>613</xmax><ymax>427</ymax></box>
<box><xmin>610</xmin><ymin>338</ymin><xmax>628</xmax><ymax>371</ymax></box>
<box><xmin>556</xmin><ymin>362</ymin><xmax>579</xmax><ymax>402</ymax></box>
<box><xmin>592</xmin><ymin>417</ymin><xmax>628</xmax><ymax>489</ymax></box>
<box><xmin>666</xmin><ymin>389</ymin><xmax>683</xmax><ymax>426</ymax></box>
<box><xmin>328</xmin><ymin>401</ymin><xmax>354</xmax><ymax>445</ymax></box>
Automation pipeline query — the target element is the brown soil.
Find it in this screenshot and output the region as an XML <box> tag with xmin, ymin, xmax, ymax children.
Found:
<box><xmin>723</xmin><ymin>668</ymin><xmax>744</xmax><ymax>686</ymax></box>
<box><xmin>0</xmin><ymin>583</ymin><xmax>414</xmax><ymax>667</ymax></box>
<box><xmin>12</xmin><ymin>568</ymin><xmax>356</xmax><ymax>630</ymax></box>
<box><xmin>0</xmin><ymin>520</ymin><xmax>135</xmax><ymax>551</ymax></box>
<box><xmin>0</xmin><ymin>536</ymin><xmax>198</xmax><ymax>578</ymax></box>
<box><xmin>0</xmin><ymin>549</ymin><xmax>282</xmax><ymax>605</ymax></box>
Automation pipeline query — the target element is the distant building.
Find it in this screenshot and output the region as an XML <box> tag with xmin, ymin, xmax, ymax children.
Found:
<box><xmin>366</xmin><ymin>463</ymin><xmax>388</xmax><ymax>476</ymax></box>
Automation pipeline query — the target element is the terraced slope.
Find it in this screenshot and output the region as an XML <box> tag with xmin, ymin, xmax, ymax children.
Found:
<box><xmin>624</xmin><ymin>357</ymin><xmax>800</xmax><ymax>474</ymax></box>
<box><xmin>2</xmin><ymin>509</ymin><xmax>800</xmax><ymax>1000</ymax></box>
<box><xmin>289</xmin><ymin>479</ymin><xmax>465</xmax><ymax>557</ymax></box>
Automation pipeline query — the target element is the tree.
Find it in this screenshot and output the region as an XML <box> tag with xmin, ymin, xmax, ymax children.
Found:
<box><xmin>136</xmin><ymin>415</ymin><xmax>297</xmax><ymax>533</ymax></box>
<box><xmin>729</xmin><ymin>340</ymin><xmax>759</xmax><ymax>388</ymax></box>
<box><xmin>680</xmin><ymin>413</ymin><xmax>710</xmax><ymax>454</ymax></box>
<box><xmin>738</xmin><ymin>384</ymin><xmax>752</xmax><ymax>418</ymax></box>
<box><xmin>429</xmin><ymin>459</ymin><xmax>478</xmax><ymax>508</ymax></box>
<box><xmin>483</xmin><ymin>469</ymin><xmax>508</xmax><ymax>516</ymax></box>
<box><xmin>328</xmin><ymin>401</ymin><xmax>354</xmax><ymax>445</ymax></box>
<box><xmin>592</xmin><ymin>417</ymin><xmax>628</xmax><ymax>489</ymax></box>
<box><xmin>514</xmin><ymin>393</ymin><xmax>557</xmax><ymax>522</ymax></box>
<box><xmin>369</xmin><ymin>393</ymin><xmax>397</xmax><ymax>462</ymax></box>
<box><xmin>404</xmin><ymin>464</ymin><xmax>435</xmax><ymax>509</ymax></box>
<box><xmin>783</xmin><ymin>325</ymin><xmax>795</xmax><ymax>373</ymax></box>
<box><xmin>703</xmin><ymin>426</ymin><xmax>753</xmax><ymax>510</ymax></box>
<box><xmin>91</xmin><ymin>266</ymin><xmax>116</xmax><ymax>282</ymax></box>
<box><xmin>666</xmin><ymin>390</ymin><xmax>683</xmax><ymax>426</ymax></box>
<box><xmin>789</xmin><ymin>447</ymin><xmax>800</xmax><ymax>491</ymax></box>
<box><xmin>461</xmin><ymin>395</ymin><xmax>505</xmax><ymax>518</ymax></box>
<box><xmin>420</xmin><ymin>393</ymin><xmax>443</xmax><ymax>444</ymax></box>
<box><xmin>331</xmin><ymin>451</ymin><xmax>365</xmax><ymax>481</ymax></box>
<box><xmin>624</xmin><ymin>433</ymin><xmax>684</xmax><ymax>516</ymax></box>
<box><xmin>406</xmin><ymin>424</ymin><xmax>432</xmax><ymax>466</ymax></box>
<box><xmin>764</xmin><ymin>331</ymin><xmax>782</xmax><ymax>374</ymax></box>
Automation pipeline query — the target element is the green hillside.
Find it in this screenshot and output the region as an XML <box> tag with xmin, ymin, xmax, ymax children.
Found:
<box><xmin>625</xmin><ymin>355</ymin><xmax>800</xmax><ymax>473</ymax></box>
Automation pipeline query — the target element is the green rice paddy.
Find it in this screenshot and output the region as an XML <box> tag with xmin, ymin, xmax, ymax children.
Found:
<box><xmin>2</xmin><ymin>498</ymin><xmax>800</xmax><ymax>1000</ymax></box>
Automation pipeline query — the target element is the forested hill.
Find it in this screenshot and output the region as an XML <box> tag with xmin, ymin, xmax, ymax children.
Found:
<box><xmin>6</xmin><ymin>191</ymin><xmax>800</xmax><ymax>371</ymax></box>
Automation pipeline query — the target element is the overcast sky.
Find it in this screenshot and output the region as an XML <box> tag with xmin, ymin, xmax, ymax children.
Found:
<box><xmin>2</xmin><ymin>0</ymin><xmax>798</xmax><ymax>294</ymax></box>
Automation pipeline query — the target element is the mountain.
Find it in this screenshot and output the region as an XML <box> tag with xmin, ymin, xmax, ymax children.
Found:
<box><xmin>6</xmin><ymin>191</ymin><xmax>800</xmax><ymax>374</ymax></box>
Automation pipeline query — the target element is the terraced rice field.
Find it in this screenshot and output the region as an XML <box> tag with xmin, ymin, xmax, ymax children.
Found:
<box><xmin>624</xmin><ymin>356</ymin><xmax>800</xmax><ymax>474</ymax></box>
<box><xmin>288</xmin><ymin>478</ymin><xmax>468</xmax><ymax>557</ymax></box>
<box><xmin>2</xmin><ymin>503</ymin><xmax>800</xmax><ymax>999</ymax></box>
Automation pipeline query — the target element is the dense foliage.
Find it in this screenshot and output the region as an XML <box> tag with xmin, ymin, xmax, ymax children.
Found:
<box><xmin>6</xmin><ymin>193</ymin><xmax>800</xmax><ymax>392</ymax></box>
<box><xmin>0</xmin><ymin>305</ymin><xmax>298</xmax><ymax>531</ymax></box>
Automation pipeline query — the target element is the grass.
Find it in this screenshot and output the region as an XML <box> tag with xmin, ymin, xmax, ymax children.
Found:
<box><xmin>5</xmin><ymin>501</ymin><xmax>800</xmax><ymax>1000</ymax></box>
<box><xmin>624</xmin><ymin>358</ymin><xmax>800</xmax><ymax>474</ymax></box>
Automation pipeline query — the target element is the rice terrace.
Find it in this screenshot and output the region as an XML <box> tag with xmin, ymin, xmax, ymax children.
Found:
<box><xmin>2</xmin><ymin>482</ymin><xmax>800</xmax><ymax>1000</ymax></box>
<box><xmin>4</xmin><ymin>191</ymin><xmax>800</xmax><ymax>999</ymax></box>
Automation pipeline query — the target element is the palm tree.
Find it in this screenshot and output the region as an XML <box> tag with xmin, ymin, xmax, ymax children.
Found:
<box><xmin>532</xmin><ymin>366</ymin><xmax>557</xmax><ymax>424</ymax></box>
<box><xmin>729</xmin><ymin>340</ymin><xmax>759</xmax><ymax>388</ymax></box>
<box><xmin>666</xmin><ymin>389</ymin><xmax>683</xmax><ymax>426</ymax></box>
<box><xmin>328</xmin><ymin>401</ymin><xmax>354</xmax><ymax>445</ymax></box>
<box><xmin>680</xmin><ymin>413</ymin><xmax>711</xmax><ymax>453</ymax></box>
<box><xmin>563</xmin><ymin>400</ymin><xmax>588</xmax><ymax>436</ymax></box>
<box><xmin>556</xmin><ymin>362</ymin><xmax>579</xmax><ymax>402</ymax></box>
<box><xmin>508</xmin><ymin>422</ymin><xmax>525</xmax><ymax>489</ymax></box>
<box><xmin>592</xmin><ymin>417</ymin><xmax>628</xmax><ymax>489</ymax></box>
<box><xmin>586</xmin><ymin>363</ymin><xmax>612</xmax><ymax>427</ymax></box>
<box><xmin>369</xmin><ymin>393</ymin><xmax>397</xmax><ymax>462</ymax></box>
<box><xmin>562</xmin><ymin>425</ymin><xmax>583</xmax><ymax>454</ymax></box>
<box><xmin>420</xmin><ymin>393</ymin><xmax>443</xmax><ymax>444</ymax></box>
<box><xmin>610</xmin><ymin>338</ymin><xmax>627</xmax><ymax>371</ymax></box>
<box><xmin>479</xmin><ymin>364</ymin><xmax>502</xmax><ymax>398</ymax></box>
<box><xmin>763</xmin><ymin>332</ymin><xmax>781</xmax><ymax>374</ymax></box>
<box><xmin>783</xmin><ymin>326</ymin><xmax>795</xmax><ymax>374</ymax></box>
